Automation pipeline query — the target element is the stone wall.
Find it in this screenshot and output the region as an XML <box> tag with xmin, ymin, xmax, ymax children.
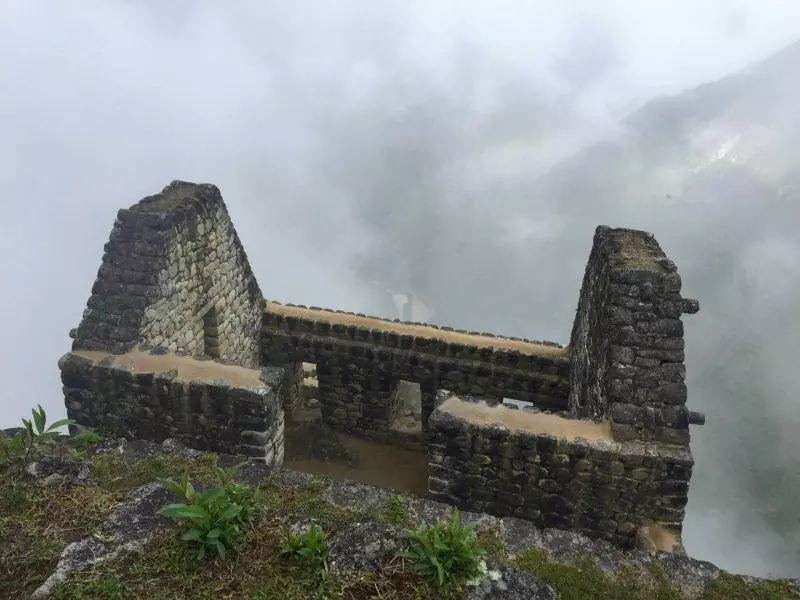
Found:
<box><xmin>71</xmin><ymin>181</ymin><xmax>264</xmax><ymax>369</ymax></box>
<box><xmin>280</xmin><ymin>362</ymin><xmax>305</xmax><ymax>413</ymax></box>
<box><xmin>568</xmin><ymin>226</ymin><xmax>703</xmax><ymax>445</ymax></box>
<box><xmin>58</xmin><ymin>349</ymin><xmax>285</xmax><ymax>466</ymax></box>
<box><xmin>262</xmin><ymin>303</ymin><xmax>571</xmax><ymax>442</ymax></box>
<box><xmin>427</xmin><ymin>391</ymin><xmax>693</xmax><ymax>548</ymax></box>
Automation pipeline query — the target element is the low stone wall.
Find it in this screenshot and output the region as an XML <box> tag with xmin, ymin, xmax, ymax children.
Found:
<box><xmin>262</xmin><ymin>312</ymin><xmax>569</xmax><ymax>440</ymax></box>
<box><xmin>266</xmin><ymin>302</ymin><xmax>569</xmax><ymax>376</ymax></box>
<box><xmin>427</xmin><ymin>391</ymin><xmax>692</xmax><ymax>548</ymax></box>
<box><xmin>58</xmin><ymin>349</ymin><xmax>285</xmax><ymax>465</ymax></box>
<box><xmin>569</xmin><ymin>226</ymin><xmax>703</xmax><ymax>445</ymax></box>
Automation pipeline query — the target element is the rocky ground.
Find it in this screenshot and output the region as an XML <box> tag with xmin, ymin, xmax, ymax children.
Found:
<box><xmin>1</xmin><ymin>431</ymin><xmax>797</xmax><ymax>599</ymax></box>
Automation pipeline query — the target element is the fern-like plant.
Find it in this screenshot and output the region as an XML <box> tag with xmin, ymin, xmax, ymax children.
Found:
<box><xmin>0</xmin><ymin>405</ymin><xmax>74</xmax><ymax>468</ymax></box>
<box><xmin>280</xmin><ymin>522</ymin><xmax>329</xmax><ymax>583</ymax></box>
<box><xmin>398</xmin><ymin>509</ymin><xmax>487</xmax><ymax>591</ymax></box>
<box><xmin>158</xmin><ymin>462</ymin><xmax>259</xmax><ymax>560</ymax></box>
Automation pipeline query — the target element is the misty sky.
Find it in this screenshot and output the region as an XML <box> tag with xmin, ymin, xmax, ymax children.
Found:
<box><xmin>2</xmin><ymin>0</ymin><xmax>799</xmax><ymax>579</ymax></box>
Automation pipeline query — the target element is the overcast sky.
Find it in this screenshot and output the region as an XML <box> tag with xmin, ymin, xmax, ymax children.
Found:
<box><xmin>1</xmin><ymin>0</ymin><xmax>799</xmax><ymax>579</ymax></box>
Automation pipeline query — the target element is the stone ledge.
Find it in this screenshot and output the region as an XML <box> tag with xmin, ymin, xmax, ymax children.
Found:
<box><xmin>265</xmin><ymin>300</ymin><xmax>568</xmax><ymax>362</ymax></box>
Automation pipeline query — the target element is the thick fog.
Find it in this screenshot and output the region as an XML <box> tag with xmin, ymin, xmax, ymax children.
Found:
<box><xmin>2</xmin><ymin>0</ymin><xmax>799</xmax><ymax>578</ymax></box>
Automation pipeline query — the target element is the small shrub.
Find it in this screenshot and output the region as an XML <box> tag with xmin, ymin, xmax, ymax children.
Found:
<box><xmin>399</xmin><ymin>509</ymin><xmax>487</xmax><ymax>591</ymax></box>
<box><xmin>280</xmin><ymin>522</ymin><xmax>329</xmax><ymax>582</ymax></box>
<box><xmin>158</xmin><ymin>462</ymin><xmax>259</xmax><ymax>560</ymax></box>
<box><xmin>0</xmin><ymin>405</ymin><xmax>74</xmax><ymax>468</ymax></box>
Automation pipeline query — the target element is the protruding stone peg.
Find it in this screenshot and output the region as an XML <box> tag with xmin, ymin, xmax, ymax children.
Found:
<box><xmin>681</xmin><ymin>298</ymin><xmax>700</xmax><ymax>314</ymax></box>
<box><xmin>688</xmin><ymin>411</ymin><xmax>705</xmax><ymax>425</ymax></box>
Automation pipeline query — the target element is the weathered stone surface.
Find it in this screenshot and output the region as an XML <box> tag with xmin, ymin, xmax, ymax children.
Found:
<box><xmin>461</xmin><ymin>562</ymin><xmax>557</xmax><ymax>599</ymax></box>
<box><xmin>500</xmin><ymin>517</ymin><xmax>544</xmax><ymax>556</ymax></box>
<box><xmin>322</xmin><ymin>478</ymin><xmax>396</xmax><ymax>514</ymax></box>
<box><xmin>327</xmin><ymin>521</ymin><xmax>409</xmax><ymax>576</ymax></box>
<box><xmin>24</xmin><ymin>455</ymin><xmax>80</xmax><ymax>481</ymax></box>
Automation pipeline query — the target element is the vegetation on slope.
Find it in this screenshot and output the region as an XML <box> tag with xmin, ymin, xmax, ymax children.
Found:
<box><xmin>0</xmin><ymin>407</ymin><xmax>797</xmax><ymax>599</ymax></box>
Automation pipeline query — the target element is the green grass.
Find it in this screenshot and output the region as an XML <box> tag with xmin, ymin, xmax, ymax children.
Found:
<box><xmin>475</xmin><ymin>525</ymin><xmax>507</xmax><ymax>561</ymax></box>
<box><xmin>0</xmin><ymin>472</ymin><xmax>118</xmax><ymax>598</ymax></box>
<box><xmin>0</xmin><ymin>446</ymin><xmax>221</xmax><ymax>598</ymax></box>
<box><xmin>703</xmin><ymin>574</ymin><xmax>798</xmax><ymax>600</ymax></box>
<box><xmin>516</xmin><ymin>548</ymin><xmax>798</xmax><ymax>600</ymax></box>
<box><xmin>517</xmin><ymin>548</ymin><xmax>680</xmax><ymax>600</ymax></box>
<box><xmin>89</xmin><ymin>450</ymin><xmax>218</xmax><ymax>497</ymax></box>
<box><xmin>53</xmin><ymin>479</ymin><xmax>428</xmax><ymax>600</ymax></box>
<box><xmin>381</xmin><ymin>495</ymin><xmax>413</xmax><ymax>528</ymax></box>
<box><xmin>3</xmin><ymin>436</ymin><xmax>797</xmax><ymax>600</ymax></box>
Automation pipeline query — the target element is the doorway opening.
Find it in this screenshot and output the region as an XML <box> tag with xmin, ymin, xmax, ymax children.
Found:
<box><xmin>389</xmin><ymin>380</ymin><xmax>422</xmax><ymax>445</ymax></box>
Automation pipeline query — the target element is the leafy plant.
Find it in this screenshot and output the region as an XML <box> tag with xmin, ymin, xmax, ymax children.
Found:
<box><xmin>398</xmin><ymin>509</ymin><xmax>487</xmax><ymax>591</ymax></box>
<box><xmin>212</xmin><ymin>462</ymin><xmax>260</xmax><ymax>523</ymax></box>
<box><xmin>0</xmin><ymin>434</ymin><xmax>26</xmax><ymax>468</ymax></box>
<box><xmin>0</xmin><ymin>405</ymin><xmax>74</xmax><ymax>468</ymax></box>
<box><xmin>158</xmin><ymin>462</ymin><xmax>259</xmax><ymax>560</ymax></box>
<box><xmin>72</xmin><ymin>428</ymin><xmax>101</xmax><ymax>450</ymax></box>
<box><xmin>280</xmin><ymin>522</ymin><xmax>329</xmax><ymax>582</ymax></box>
<box><xmin>67</xmin><ymin>447</ymin><xmax>87</xmax><ymax>462</ymax></box>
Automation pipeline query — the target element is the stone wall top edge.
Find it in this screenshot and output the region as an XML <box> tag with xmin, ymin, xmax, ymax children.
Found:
<box><xmin>125</xmin><ymin>180</ymin><xmax>225</xmax><ymax>218</ymax></box>
<box><xmin>264</xmin><ymin>300</ymin><xmax>568</xmax><ymax>360</ymax></box>
<box><xmin>59</xmin><ymin>349</ymin><xmax>273</xmax><ymax>393</ymax></box>
<box><xmin>430</xmin><ymin>400</ymin><xmax>693</xmax><ymax>462</ymax></box>
<box><xmin>261</xmin><ymin>330</ymin><xmax>571</xmax><ymax>381</ymax></box>
<box><xmin>595</xmin><ymin>226</ymin><xmax>677</xmax><ymax>277</ymax></box>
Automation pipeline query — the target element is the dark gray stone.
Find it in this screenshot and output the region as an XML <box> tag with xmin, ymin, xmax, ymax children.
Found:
<box><xmin>327</xmin><ymin>521</ymin><xmax>409</xmax><ymax>576</ymax></box>
<box><xmin>461</xmin><ymin>562</ymin><xmax>557</xmax><ymax>599</ymax></box>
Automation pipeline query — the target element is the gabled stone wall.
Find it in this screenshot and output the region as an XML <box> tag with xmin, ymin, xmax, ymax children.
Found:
<box><xmin>71</xmin><ymin>181</ymin><xmax>263</xmax><ymax>368</ymax></box>
<box><xmin>569</xmin><ymin>226</ymin><xmax>703</xmax><ymax>445</ymax></box>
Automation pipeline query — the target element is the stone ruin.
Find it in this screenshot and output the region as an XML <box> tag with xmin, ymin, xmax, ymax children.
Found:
<box><xmin>59</xmin><ymin>181</ymin><xmax>705</xmax><ymax>551</ymax></box>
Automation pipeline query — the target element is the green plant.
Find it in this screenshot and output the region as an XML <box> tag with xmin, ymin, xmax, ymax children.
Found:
<box><xmin>212</xmin><ymin>462</ymin><xmax>260</xmax><ymax>523</ymax></box>
<box><xmin>72</xmin><ymin>428</ymin><xmax>101</xmax><ymax>450</ymax></box>
<box><xmin>67</xmin><ymin>447</ymin><xmax>87</xmax><ymax>462</ymax></box>
<box><xmin>383</xmin><ymin>495</ymin><xmax>411</xmax><ymax>527</ymax></box>
<box><xmin>280</xmin><ymin>522</ymin><xmax>329</xmax><ymax>582</ymax></box>
<box><xmin>0</xmin><ymin>405</ymin><xmax>74</xmax><ymax>468</ymax></box>
<box><xmin>0</xmin><ymin>434</ymin><xmax>26</xmax><ymax>468</ymax></box>
<box><xmin>398</xmin><ymin>509</ymin><xmax>487</xmax><ymax>591</ymax></box>
<box><xmin>144</xmin><ymin>453</ymin><xmax>168</xmax><ymax>474</ymax></box>
<box><xmin>158</xmin><ymin>463</ymin><xmax>259</xmax><ymax>560</ymax></box>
